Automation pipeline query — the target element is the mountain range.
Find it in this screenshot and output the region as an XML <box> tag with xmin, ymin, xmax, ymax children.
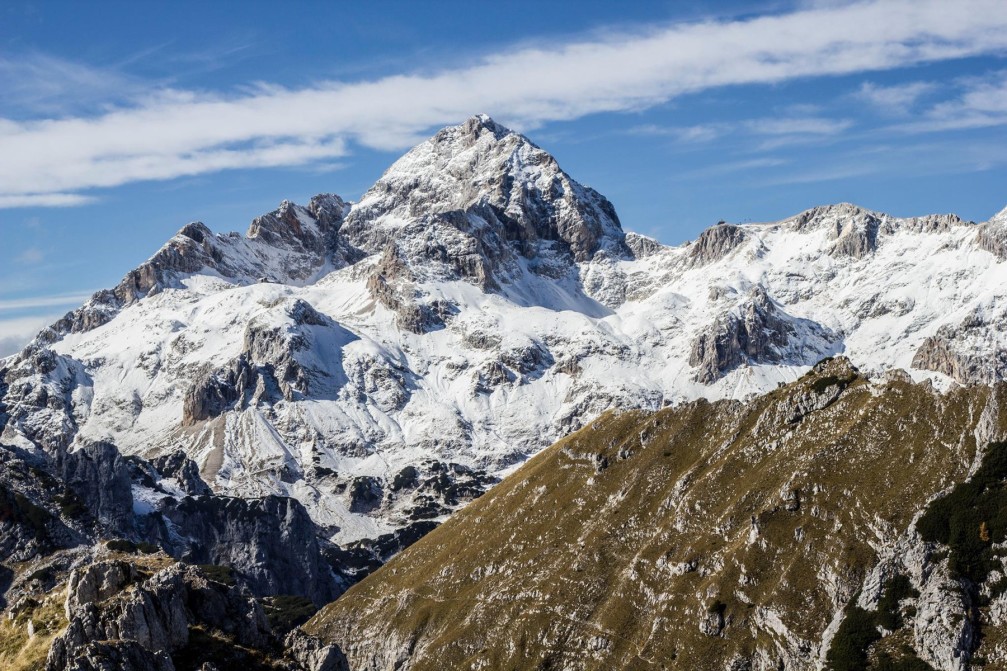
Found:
<box><xmin>4</xmin><ymin>115</ymin><xmax>1007</xmax><ymax>670</ymax></box>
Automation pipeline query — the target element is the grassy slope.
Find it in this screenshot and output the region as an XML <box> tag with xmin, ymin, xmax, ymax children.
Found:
<box><xmin>308</xmin><ymin>361</ymin><xmax>1007</xmax><ymax>670</ymax></box>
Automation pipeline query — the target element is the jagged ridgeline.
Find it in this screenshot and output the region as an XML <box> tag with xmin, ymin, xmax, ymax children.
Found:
<box><xmin>306</xmin><ymin>359</ymin><xmax>1007</xmax><ymax>671</ymax></box>
<box><xmin>5</xmin><ymin>113</ymin><xmax>1007</xmax><ymax>554</ymax></box>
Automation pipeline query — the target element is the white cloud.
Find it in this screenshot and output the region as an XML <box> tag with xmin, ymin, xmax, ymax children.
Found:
<box><xmin>628</xmin><ymin>123</ymin><xmax>729</xmax><ymax>142</ymax></box>
<box><xmin>856</xmin><ymin>81</ymin><xmax>937</xmax><ymax>114</ymax></box>
<box><xmin>909</xmin><ymin>71</ymin><xmax>1007</xmax><ymax>131</ymax></box>
<box><xmin>0</xmin><ymin>193</ymin><xmax>97</xmax><ymax>208</ymax></box>
<box><xmin>0</xmin><ymin>314</ymin><xmax>61</xmax><ymax>357</ymax></box>
<box><xmin>1</xmin><ymin>0</ymin><xmax>1006</xmax><ymax>208</ymax></box>
<box><xmin>745</xmin><ymin>118</ymin><xmax>853</xmax><ymax>136</ymax></box>
<box><xmin>0</xmin><ymin>292</ymin><xmax>94</xmax><ymax>312</ymax></box>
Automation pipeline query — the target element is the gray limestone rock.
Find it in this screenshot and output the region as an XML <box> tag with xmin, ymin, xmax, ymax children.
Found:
<box><xmin>159</xmin><ymin>494</ymin><xmax>340</xmax><ymax>605</ymax></box>
<box><xmin>151</xmin><ymin>451</ymin><xmax>212</xmax><ymax>497</ymax></box>
<box><xmin>285</xmin><ymin>629</ymin><xmax>350</xmax><ymax>671</ymax></box>
<box><xmin>912</xmin><ymin>309</ymin><xmax>1007</xmax><ymax>384</ymax></box>
<box><xmin>60</xmin><ymin>442</ymin><xmax>133</xmax><ymax>533</ymax></box>
<box><xmin>689</xmin><ymin>223</ymin><xmax>748</xmax><ymax>266</ymax></box>
<box><xmin>689</xmin><ymin>286</ymin><xmax>840</xmax><ymax>383</ymax></box>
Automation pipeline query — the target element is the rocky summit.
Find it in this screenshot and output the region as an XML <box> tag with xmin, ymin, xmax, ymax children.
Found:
<box><xmin>3</xmin><ymin>116</ymin><xmax>1007</xmax><ymax>669</ymax></box>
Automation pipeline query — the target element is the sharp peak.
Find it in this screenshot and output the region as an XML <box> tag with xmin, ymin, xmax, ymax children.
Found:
<box><xmin>460</xmin><ymin>113</ymin><xmax>513</xmax><ymax>137</ymax></box>
<box><xmin>427</xmin><ymin>113</ymin><xmax>536</xmax><ymax>149</ymax></box>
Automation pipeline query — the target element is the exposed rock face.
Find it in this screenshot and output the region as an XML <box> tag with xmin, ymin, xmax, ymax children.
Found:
<box><xmin>151</xmin><ymin>451</ymin><xmax>212</xmax><ymax>496</ymax></box>
<box><xmin>689</xmin><ymin>286</ymin><xmax>839</xmax><ymax>383</ymax></box>
<box><xmin>306</xmin><ymin>365</ymin><xmax>1007</xmax><ymax>671</ymax></box>
<box><xmin>182</xmin><ymin>298</ymin><xmax>355</xmax><ymax>424</ymax></box>
<box><xmin>0</xmin><ymin>435</ymin><xmax>367</xmax><ymax>670</ymax></box>
<box><xmin>623</xmin><ymin>232</ymin><xmax>664</xmax><ymax>259</ymax></box>
<box><xmin>59</xmin><ymin>442</ymin><xmax>133</xmax><ymax>533</ymax></box>
<box><xmin>0</xmin><ymin>445</ymin><xmax>84</xmax><ymax>562</ymax></box>
<box><xmin>788</xmin><ymin>203</ymin><xmax>881</xmax><ymax>258</ymax></box>
<box><xmin>912</xmin><ymin>308</ymin><xmax>1007</xmax><ymax>384</ymax></box>
<box><xmin>182</xmin><ymin>355</ymin><xmax>258</xmax><ymax>424</ymax></box>
<box><xmin>976</xmin><ymin>206</ymin><xmax>1007</xmax><ymax>259</ymax></box>
<box><xmin>48</xmin><ymin>562</ymin><xmax>273</xmax><ymax>671</ymax></box>
<box><xmin>61</xmin><ymin>640</ymin><xmax>175</xmax><ymax>671</ymax></box>
<box><xmin>158</xmin><ymin>495</ymin><xmax>340</xmax><ymax>605</ymax></box>
<box><xmin>48</xmin><ymin>564</ymin><xmax>190</xmax><ymax>669</ymax></box>
<box><xmin>285</xmin><ymin>630</ymin><xmax>350</xmax><ymax>671</ymax></box>
<box><xmin>0</xmin><ymin>343</ymin><xmax>89</xmax><ymax>451</ymax></box>
<box><xmin>690</xmin><ymin>223</ymin><xmax>748</xmax><ymax>265</ymax></box>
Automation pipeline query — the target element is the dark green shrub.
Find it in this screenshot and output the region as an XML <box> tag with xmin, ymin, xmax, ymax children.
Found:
<box><xmin>877</xmin><ymin>574</ymin><xmax>918</xmax><ymax>631</ymax></box>
<box><xmin>27</xmin><ymin>567</ymin><xmax>53</xmax><ymax>583</ymax></box>
<box><xmin>57</xmin><ymin>489</ymin><xmax>88</xmax><ymax>519</ymax></box>
<box><xmin>106</xmin><ymin>539</ymin><xmax>138</xmax><ymax>553</ymax></box>
<box><xmin>810</xmin><ymin>371</ymin><xmax>855</xmax><ymax>395</ymax></box>
<box><xmin>262</xmin><ymin>594</ymin><xmax>318</xmax><ymax>632</ymax></box>
<box><xmin>197</xmin><ymin>564</ymin><xmax>236</xmax><ymax>586</ymax></box>
<box><xmin>916</xmin><ymin>442</ymin><xmax>1007</xmax><ymax>585</ymax></box>
<box><xmin>826</xmin><ymin>606</ymin><xmax>880</xmax><ymax>671</ymax></box>
<box><xmin>874</xmin><ymin>651</ymin><xmax>935</xmax><ymax>671</ymax></box>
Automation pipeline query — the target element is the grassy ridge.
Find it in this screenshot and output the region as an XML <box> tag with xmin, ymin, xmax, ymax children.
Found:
<box><xmin>308</xmin><ymin>361</ymin><xmax>1007</xmax><ymax>670</ymax></box>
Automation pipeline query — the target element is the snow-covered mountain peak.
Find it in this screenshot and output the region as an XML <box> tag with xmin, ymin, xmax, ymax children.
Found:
<box><xmin>7</xmin><ymin>116</ymin><xmax>1007</xmax><ymax>546</ymax></box>
<box><xmin>341</xmin><ymin>115</ymin><xmax>628</xmax><ymax>267</ymax></box>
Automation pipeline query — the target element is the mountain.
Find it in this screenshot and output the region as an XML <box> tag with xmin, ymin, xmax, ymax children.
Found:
<box><xmin>4</xmin><ymin>116</ymin><xmax>1007</xmax><ymax>552</ymax></box>
<box><xmin>4</xmin><ymin>115</ymin><xmax>1007</xmax><ymax>669</ymax></box>
<box><xmin>306</xmin><ymin>359</ymin><xmax>1007</xmax><ymax>671</ymax></box>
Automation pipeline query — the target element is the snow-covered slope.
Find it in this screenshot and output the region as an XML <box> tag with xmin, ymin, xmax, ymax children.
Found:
<box><xmin>2</xmin><ymin>115</ymin><xmax>1006</xmax><ymax>542</ymax></box>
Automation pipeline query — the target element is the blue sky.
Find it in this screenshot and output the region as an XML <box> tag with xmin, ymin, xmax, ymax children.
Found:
<box><xmin>2</xmin><ymin>0</ymin><xmax>1007</xmax><ymax>354</ymax></box>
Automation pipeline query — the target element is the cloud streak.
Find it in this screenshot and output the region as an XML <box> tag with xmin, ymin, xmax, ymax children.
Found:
<box><xmin>0</xmin><ymin>292</ymin><xmax>95</xmax><ymax>312</ymax></box>
<box><xmin>856</xmin><ymin>81</ymin><xmax>937</xmax><ymax>114</ymax></box>
<box><xmin>2</xmin><ymin>0</ymin><xmax>1007</xmax><ymax>208</ymax></box>
<box><xmin>0</xmin><ymin>314</ymin><xmax>64</xmax><ymax>357</ymax></box>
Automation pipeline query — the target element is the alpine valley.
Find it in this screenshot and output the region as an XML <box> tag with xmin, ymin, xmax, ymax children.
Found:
<box><xmin>4</xmin><ymin>115</ymin><xmax>1007</xmax><ymax>670</ymax></box>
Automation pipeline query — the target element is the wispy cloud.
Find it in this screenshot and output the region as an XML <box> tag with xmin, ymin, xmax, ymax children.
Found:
<box><xmin>0</xmin><ymin>52</ymin><xmax>142</xmax><ymax>116</ymax></box>
<box><xmin>745</xmin><ymin>117</ymin><xmax>853</xmax><ymax>136</ymax></box>
<box><xmin>1</xmin><ymin>0</ymin><xmax>1006</xmax><ymax>208</ymax></box>
<box><xmin>856</xmin><ymin>81</ymin><xmax>937</xmax><ymax>114</ymax></box>
<box><xmin>904</xmin><ymin>71</ymin><xmax>1007</xmax><ymax>132</ymax></box>
<box><xmin>628</xmin><ymin>123</ymin><xmax>729</xmax><ymax>143</ymax></box>
<box><xmin>0</xmin><ymin>193</ymin><xmax>98</xmax><ymax>208</ymax></box>
<box><xmin>0</xmin><ymin>314</ymin><xmax>61</xmax><ymax>357</ymax></box>
<box><xmin>0</xmin><ymin>291</ymin><xmax>94</xmax><ymax>312</ymax></box>
<box><xmin>630</xmin><ymin>116</ymin><xmax>851</xmax><ymax>147</ymax></box>
<box><xmin>15</xmin><ymin>247</ymin><xmax>44</xmax><ymax>264</ymax></box>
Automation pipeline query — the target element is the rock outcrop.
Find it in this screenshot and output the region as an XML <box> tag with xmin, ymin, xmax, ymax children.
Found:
<box><xmin>158</xmin><ymin>495</ymin><xmax>341</xmax><ymax>605</ymax></box>
<box><xmin>48</xmin><ymin>561</ymin><xmax>275</xmax><ymax>671</ymax></box>
<box><xmin>150</xmin><ymin>451</ymin><xmax>212</xmax><ymax>497</ymax></box>
<box><xmin>59</xmin><ymin>442</ymin><xmax>133</xmax><ymax>533</ymax></box>
<box><xmin>912</xmin><ymin>309</ymin><xmax>1007</xmax><ymax>384</ymax></box>
<box><xmin>689</xmin><ymin>222</ymin><xmax>748</xmax><ymax>265</ymax></box>
<box><xmin>689</xmin><ymin>286</ymin><xmax>839</xmax><ymax>383</ymax></box>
